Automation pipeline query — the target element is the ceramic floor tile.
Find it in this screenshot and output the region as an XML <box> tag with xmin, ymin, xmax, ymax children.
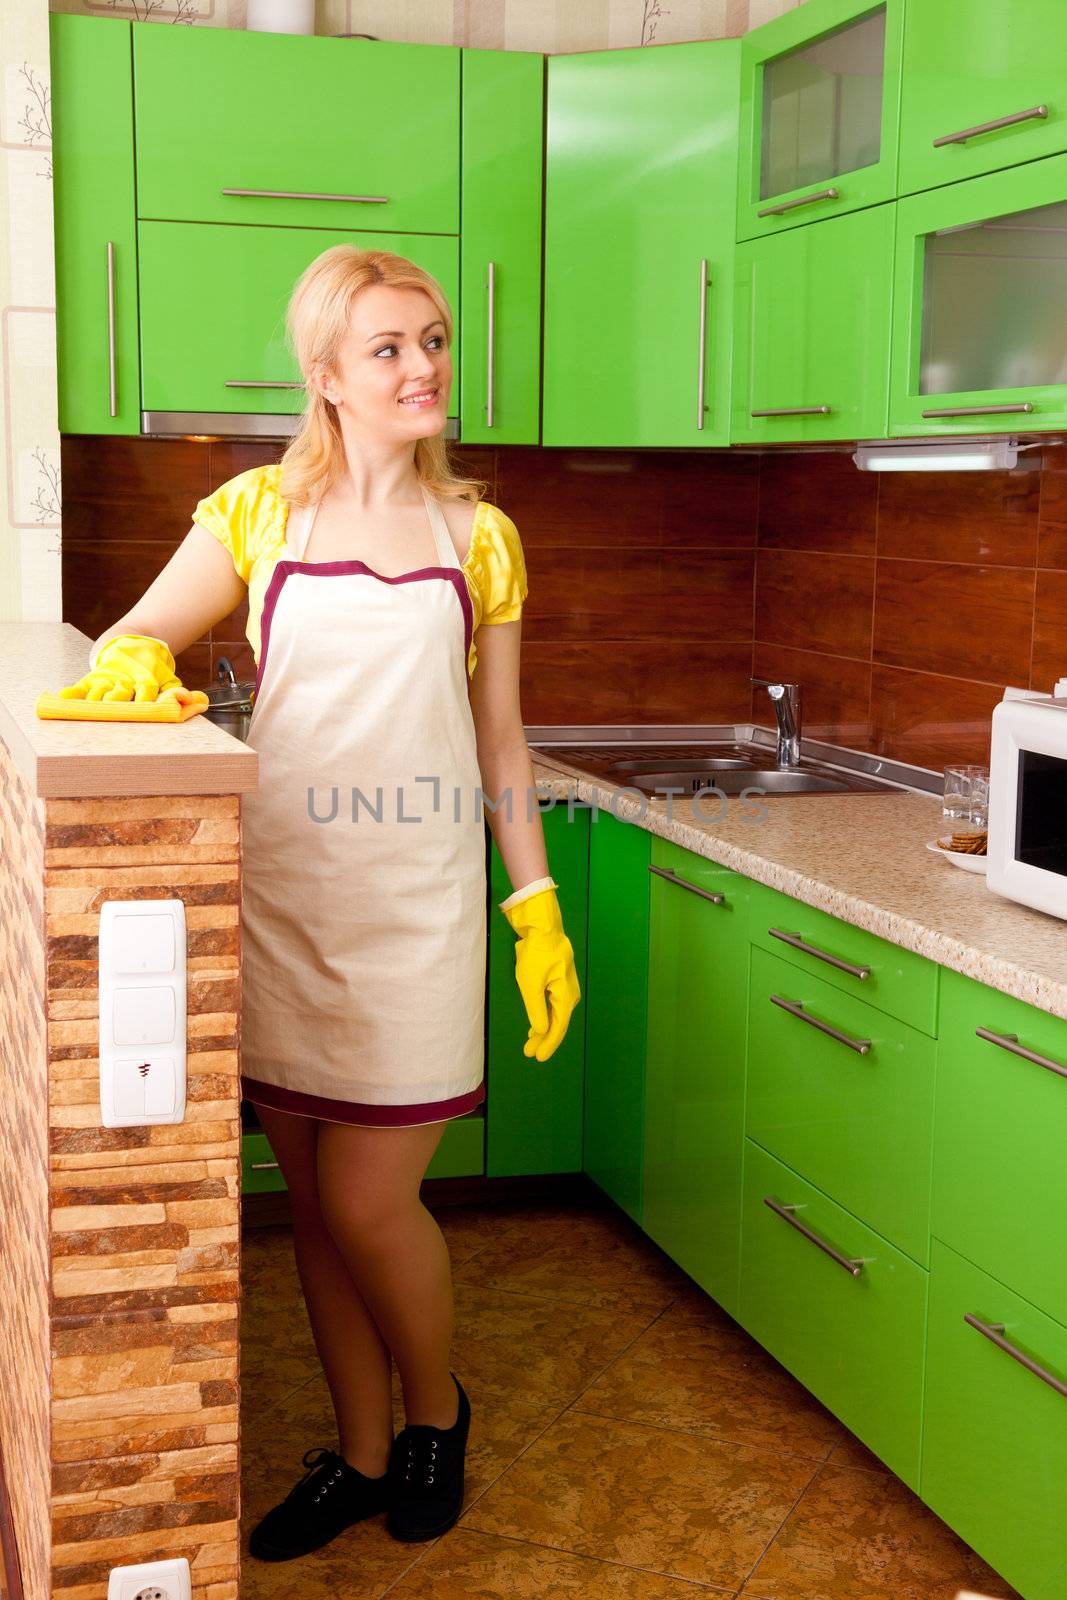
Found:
<box><xmin>387</xmin><ymin>1526</ymin><xmax>738</xmax><ymax>1597</ymax></box>
<box><xmin>575</xmin><ymin>1290</ymin><xmax>847</xmax><ymax>1464</ymax></box>
<box><xmin>429</xmin><ymin>1201</ymin><xmax>526</xmax><ymax>1267</ymax></box>
<box><xmin>463</xmin><ymin>1408</ymin><xmax>817</xmax><ymax>1590</ymax></box>
<box><xmin>823</xmin><ymin>1433</ymin><xmax>891</xmax><ymax>1475</ymax></box>
<box><xmin>452</xmin><ymin>1205</ymin><xmax>690</xmax><ymax>1316</ymax></box>
<box><xmin>740</xmin><ymin>1465</ymin><xmax>1022</xmax><ymax>1600</ymax></box>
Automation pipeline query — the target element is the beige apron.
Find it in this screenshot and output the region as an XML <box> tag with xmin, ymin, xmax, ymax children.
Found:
<box><xmin>239</xmin><ymin>485</ymin><xmax>487</xmax><ymax>1126</ymax></box>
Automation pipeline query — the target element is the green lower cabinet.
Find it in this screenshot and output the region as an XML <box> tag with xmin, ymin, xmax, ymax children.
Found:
<box><xmin>486</xmin><ymin>804</ymin><xmax>590</xmax><ymax>1177</ymax></box>
<box><xmin>739</xmin><ymin>1139</ymin><xmax>927</xmax><ymax>1490</ymax></box>
<box><xmin>642</xmin><ymin>839</ymin><xmax>749</xmax><ymax>1318</ymax></box>
<box><xmin>138</xmin><ymin>222</ymin><xmax>459</xmax><ymax>418</ymax></box>
<box><xmin>923</xmin><ymin>1239</ymin><xmax>1067</xmax><ymax>1600</ymax></box>
<box><xmin>731</xmin><ymin>202</ymin><xmax>895</xmax><ymax>443</ymax></box>
<box><xmin>747</xmin><ymin>944</ymin><xmax>934</xmax><ymax>1265</ymax></box>
<box><xmin>932</xmin><ymin>969</ymin><xmax>1067</xmax><ymax>1330</ymax></box>
<box><xmin>240</xmin><ymin>1113</ymin><xmax>484</xmax><ymax>1193</ymax></box>
<box><xmin>583</xmin><ymin>811</ymin><xmax>651</xmax><ymax>1225</ymax></box>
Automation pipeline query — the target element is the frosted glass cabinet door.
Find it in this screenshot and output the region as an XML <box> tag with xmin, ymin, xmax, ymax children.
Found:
<box><xmin>737</xmin><ymin>0</ymin><xmax>904</xmax><ymax>242</ymax></box>
<box><xmin>890</xmin><ymin>151</ymin><xmax>1067</xmax><ymax>435</ymax></box>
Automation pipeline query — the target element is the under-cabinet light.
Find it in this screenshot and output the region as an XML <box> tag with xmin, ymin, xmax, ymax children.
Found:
<box><xmin>853</xmin><ymin>439</ymin><xmax>1019</xmax><ymax>472</ymax></box>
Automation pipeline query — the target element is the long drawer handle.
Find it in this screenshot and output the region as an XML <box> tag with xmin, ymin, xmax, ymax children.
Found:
<box><xmin>764</xmin><ymin>1197</ymin><xmax>865</xmax><ymax>1277</ymax></box>
<box><xmin>250</xmin><ymin>1160</ymin><xmax>280</xmax><ymax>1171</ymax></box>
<box><xmin>757</xmin><ymin>185</ymin><xmax>839</xmax><ymax>217</ymax></box>
<box><xmin>975</xmin><ymin>1027</ymin><xmax>1067</xmax><ymax>1081</ymax></box>
<box><xmin>768</xmin><ymin>926</ymin><xmax>870</xmax><ymax>980</ymax></box>
<box><xmin>224</xmin><ymin>380</ymin><xmax>305</xmax><ymax>390</ymax></box>
<box><xmin>964</xmin><ymin>1314</ymin><xmax>1067</xmax><ymax>1400</ymax></box>
<box><xmin>648</xmin><ymin>863</ymin><xmax>724</xmax><ymax>905</ymax></box>
<box><xmin>921</xmin><ymin>402</ymin><xmax>1034</xmax><ymax>418</ymax></box>
<box><xmin>770</xmin><ymin>994</ymin><xmax>871</xmax><ymax>1055</ymax></box>
<box><xmin>933</xmin><ymin>104</ymin><xmax>1048</xmax><ymax>147</ymax></box>
<box><xmin>221</xmin><ymin>186</ymin><xmax>390</xmax><ymax>204</ymax></box>
<box><xmin>106</xmin><ymin>241</ymin><xmax>117</xmax><ymax>418</ymax></box>
<box><xmin>485</xmin><ymin>260</ymin><xmax>496</xmax><ymax>428</ymax></box>
<box><xmin>696</xmin><ymin>257</ymin><xmax>709</xmax><ymax>430</ymax></box>
<box><xmin>751</xmin><ymin>405</ymin><xmax>832</xmax><ymax>417</ymax></box>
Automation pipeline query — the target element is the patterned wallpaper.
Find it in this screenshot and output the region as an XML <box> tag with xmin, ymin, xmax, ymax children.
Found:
<box><xmin>0</xmin><ymin>0</ymin><xmax>799</xmax><ymax>625</ymax></box>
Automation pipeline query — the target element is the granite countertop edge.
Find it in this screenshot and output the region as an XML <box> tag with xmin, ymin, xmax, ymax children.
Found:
<box><xmin>530</xmin><ymin>756</ymin><xmax>1067</xmax><ymax>1023</ymax></box>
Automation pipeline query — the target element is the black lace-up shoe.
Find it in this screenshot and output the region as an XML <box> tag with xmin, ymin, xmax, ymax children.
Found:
<box><xmin>386</xmin><ymin>1372</ymin><xmax>471</xmax><ymax>1542</ymax></box>
<box><xmin>248</xmin><ymin>1445</ymin><xmax>390</xmax><ymax>1561</ymax></box>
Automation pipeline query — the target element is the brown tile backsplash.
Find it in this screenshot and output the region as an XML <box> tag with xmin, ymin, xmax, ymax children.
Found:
<box><xmin>60</xmin><ymin>437</ymin><xmax>1067</xmax><ymax>770</ymax></box>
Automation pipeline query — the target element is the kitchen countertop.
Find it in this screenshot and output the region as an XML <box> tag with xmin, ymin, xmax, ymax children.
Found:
<box><xmin>529</xmin><ymin>750</ymin><xmax>1067</xmax><ymax>1022</ymax></box>
<box><xmin>0</xmin><ymin>624</ymin><xmax>257</xmax><ymax>797</ymax></box>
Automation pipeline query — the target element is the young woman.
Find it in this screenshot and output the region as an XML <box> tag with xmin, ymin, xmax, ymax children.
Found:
<box><xmin>71</xmin><ymin>246</ymin><xmax>581</xmax><ymax>1563</ymax></box>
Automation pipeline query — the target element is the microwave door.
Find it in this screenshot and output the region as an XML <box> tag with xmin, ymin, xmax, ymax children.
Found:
<box><xmin>1016</xmin><ymin>750</ymin><xmax>1067</xmax><ymax>876</ymax></box>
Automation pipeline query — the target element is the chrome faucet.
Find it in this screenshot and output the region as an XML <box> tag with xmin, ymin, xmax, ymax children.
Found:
<box><xmin>752</xmin><ymin>677</ymin><xmax>803</xmax><ymax>767</ymax></box>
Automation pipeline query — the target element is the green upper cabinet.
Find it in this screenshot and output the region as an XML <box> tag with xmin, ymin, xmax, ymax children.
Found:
<box><xmin>898</xmin><ymin>0</ymin><xmax>1067</xmax><ymax>197</ymax></box>
<box><xmin>138</xmin><ymin>223</ymin><xmax>459</xmax><ymax>419</ymax></box>
<box><xmin>583</xmin><ymin>812</ymin><xmax>651</xmax><ymax>1226</ymax></box>
<box><xmin>50</xmin><ymin>14</ymin><xmax>140</xmax><ymax>436</ymax></box>
<box><xmin>643</xmin><ymin>839</ymin><xmax>750</xmax><ymax>1318</ymax></box>
<box><xmin>459</xmin><ymin>50</ymin><xmax>543</xmax><ymax>444</ymax></box>
<box><xmin>731</xmin><ymin>201</ymin><xmax>894</xmax><ymax>442</ymax></box>
<box><xmin>889</xmin><ymin>152</ymin><xmax>1067</xmax><ymax>436</ymax></box>
<box><xmin>133</xmin><ymin>27</ymin><xmax>459</xmax><ymax>234</ymax></box>
<box><xmin>486</xmin><ymin>805</ymin><xmax>590</xmax><ymax>1179</ymax></box>
<box><xmin>736</xmin><ymin>0</ymin><xmax>903</xmax><ymax>242</ymax></box>
<box><xmin>543</xmin><ymin>41</ymin><xmax>741</xmax><ymax>447</ymax></box>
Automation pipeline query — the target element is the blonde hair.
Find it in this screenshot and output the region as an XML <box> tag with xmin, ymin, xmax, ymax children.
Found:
<box><xmin>278</xmin><ymin>245</ymin><xmax>486</xmax><ymax>508</ymax></box>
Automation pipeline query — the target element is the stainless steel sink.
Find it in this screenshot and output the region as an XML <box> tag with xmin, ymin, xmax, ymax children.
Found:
<box><xmin>525</xmin><ymin>724</ymin><xmax>942</xmax><ymax>800</ymax></box>
<box><xmin>624</xmin><ymin>767</ymin><xmax>850</xmax><ymax>796</ymax></box>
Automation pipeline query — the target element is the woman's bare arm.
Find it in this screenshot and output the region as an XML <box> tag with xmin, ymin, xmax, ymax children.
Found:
<box><xmin>470</xmin><ymin>619</ymin><xmax>550</xmax><ymax>892</ymax></box>
<box><xmin>89</xmin><ymin>523</ymin><xmax>248</xmax><ymax>663</ymax></box>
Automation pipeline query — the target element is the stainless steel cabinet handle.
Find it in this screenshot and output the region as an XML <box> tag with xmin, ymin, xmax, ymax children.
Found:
<box><xmin>964</xmin><ymin>1314</ymin><xmax>1067</xmax><ymax>1400</ymax></box>
<box><xmin>933</xmin><ymin>104</ymin><xmax>1048</xmax><ymax>147</ymax></box>
<box><xmin>768</xmin><ymin>927</ymin><xmax>870</xmax><ymax>980</ymax></box>
<box><xmin>106</xmin><ymin>241</ymin><xmax>117</xmax><ymax>418</ymax></box>
<box><xmin>696</xmin><ymin>257</ymin><xmax>709</xmax><ymax>430</ymax></box>
<box><xmin>975</xmin><ymin>1027</ymin><xmax>1067</xmax><ymax>1082</ymax></box>
<box><xmin>921</xmin><ymin>402</ymin><xmax>1034</xmax><ymax>418</ymax></box>
<box><xmin>648</xmin><ymin>863</ymin><xmax>725</xmax><ymax>905</ymax></box>
<box><xmin>757</xmin><ymin>186</ymin><xmax>839</xmax><ymax>217</ymax></box>
<box><xmin>224</xmin><ymin>380</ymin><xmax>305</xmax><ymax>390</ymax></box>
<box><xmin>770</xmin><ymin>994</ymin><xmax>872</xmax><ymax>1055</ymax></box>
<box><xmin>751</xmin><ymin>405</ymin><xmax>832</xmax><ymax>417</ymax></box>
<box><xmin>221</xmin><ymin>186</ymin><xmax>389</xmax><ymax>204</ymax></box>
<box><xmin>486</xmin><ymin>260</ymin><xmax>496</xmax><ymax>429</ymax></box>
<box><xmin>764</xmin><ymin>1197</ymin><xmax>865</xmax><ymax>1277</ymax></box>
<box><xmin>250</xmin><ymin>1160</ymin><xmax>280</xmax><ymax>1171</ymax></box>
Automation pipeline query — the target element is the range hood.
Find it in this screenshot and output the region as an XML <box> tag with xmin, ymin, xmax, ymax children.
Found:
<box><xmin>141</xmin><ymin>411</ymin><xmax>461</xmax><ymax>440</ymax></box>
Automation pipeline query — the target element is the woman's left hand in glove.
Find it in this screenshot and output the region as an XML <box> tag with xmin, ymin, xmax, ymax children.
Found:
<box><xmin>500</xmin><ymin>878</ymin><xmax>581</xmax><ymax>1062</ymax></box>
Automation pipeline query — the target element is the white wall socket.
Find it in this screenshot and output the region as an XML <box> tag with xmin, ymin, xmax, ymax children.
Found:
<box><xmin>107</xmin><ymin>1557</ymin><xmax>191</xmax><ymax>1600</ymax></box>
<box><xmin>99</xmin><ymin>898</ymin><xmax>187</xmax><ymax>1128</ymax></box>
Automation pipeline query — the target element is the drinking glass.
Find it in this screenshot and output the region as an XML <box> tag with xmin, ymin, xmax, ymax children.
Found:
<box><xmin>943</xmin><ymin>764</ymin><xmax>990</xmax><ymax>835</ymax></box>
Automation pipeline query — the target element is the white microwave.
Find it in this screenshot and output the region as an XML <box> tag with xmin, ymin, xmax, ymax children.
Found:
<box><xmin>988</xmin><ymin>681</ymin><xmax>1067</xmax><ymax>920</ymax></box>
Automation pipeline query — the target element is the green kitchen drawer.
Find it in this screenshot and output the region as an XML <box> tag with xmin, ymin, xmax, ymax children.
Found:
<box><xmin>739</xmin><ymin>1139</ymin><xmax>926</xmax><ymax>1490</ymax></box>
<box><xmin>923</xmin><ymin>1238</ymin><xmax>1067</xmax><ymax>1600</ymax></box>
<box><xmin>747</xmin><ymin>944</ymin><xmax>934</xmax><ymax>1264</ymax></box>
<box><xmin>240</xmin><ymin>1114</ymin><xmax>484</xmax><ymax>1194</ymax></box>
<box><xmin>933</xmin><ymin>970</ymin><xmax>1067</xmax><ymax>1329</ymax></box>
<box><xmin>747</xmin><ymin>881</ymin><xmax>938</xmax><ymax>1034</ymax></box>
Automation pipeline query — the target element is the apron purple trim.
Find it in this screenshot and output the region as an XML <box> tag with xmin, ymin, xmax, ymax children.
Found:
<box><xmin>254</xmin><ymin>560</ymin><xmax>475</xmax><ymax>701</ymax></box>
<box><xmin>242</xmin><ymin>1073</ymin><xmax>486</xmax><ymax>1127</ymax></box>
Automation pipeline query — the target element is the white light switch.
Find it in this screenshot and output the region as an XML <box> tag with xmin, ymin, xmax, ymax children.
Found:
<box><xmin>112</xmin><ymin>912</ymin><xmax>175</xmax><ymax>974</ymax></box>
<box><xmin>99</xmin><ymin>901</ymin><xmax>187</xmax><ymax>1128</ymax></box>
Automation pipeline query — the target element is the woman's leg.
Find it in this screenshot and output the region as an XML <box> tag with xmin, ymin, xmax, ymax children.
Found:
<box><xmin>315</xmin><ymin>1119</ymin><xmax>457</xmax><ymax>1430</ymax></box>
<box><xmin>252</xmin><ymin>1103</ymin><xmax>393</xmax><ymax>1477</ymax></box>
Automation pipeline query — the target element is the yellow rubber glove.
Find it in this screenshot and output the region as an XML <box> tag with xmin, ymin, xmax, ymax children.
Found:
<box><xmin>501</xmin><ymin>878</ymin><xmax>581</xmax><ymax>1062</ymax></box>
<box><xmin>59</xmin><ymin>634</ymin><xmax>189</xmax><ymax>703</ymax></box>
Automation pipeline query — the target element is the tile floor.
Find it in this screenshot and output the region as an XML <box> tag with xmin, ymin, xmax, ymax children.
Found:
<box><xmin>240</xmin><ymin>1192</ymin><xmax>1021</xmax><ymax>1600</ymax></box>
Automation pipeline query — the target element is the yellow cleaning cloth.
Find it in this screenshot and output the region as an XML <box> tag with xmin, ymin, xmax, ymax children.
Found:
<box><xmin>35</xmin><ymin>691</ymin><xmax>210</xmax><ymax>723</ymax></box>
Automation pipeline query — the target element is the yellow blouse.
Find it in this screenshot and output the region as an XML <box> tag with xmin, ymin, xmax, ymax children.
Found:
<box><xmin>192</xmin><ymin>462</ymin><xmax>528</xmax><ymax>679</ymax></box>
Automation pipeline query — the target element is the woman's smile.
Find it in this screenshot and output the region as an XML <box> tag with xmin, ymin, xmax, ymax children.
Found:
<box><xmin>398</xmin><ymin>387</ymin><xmax>440</xmax><ymax>409</ymax></box>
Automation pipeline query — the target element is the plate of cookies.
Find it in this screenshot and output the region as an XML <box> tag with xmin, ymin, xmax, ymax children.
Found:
<box><xmin>926</xmin><ymin>830</ymin><xmax>988</xmax><ymax>875</ymax></box>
